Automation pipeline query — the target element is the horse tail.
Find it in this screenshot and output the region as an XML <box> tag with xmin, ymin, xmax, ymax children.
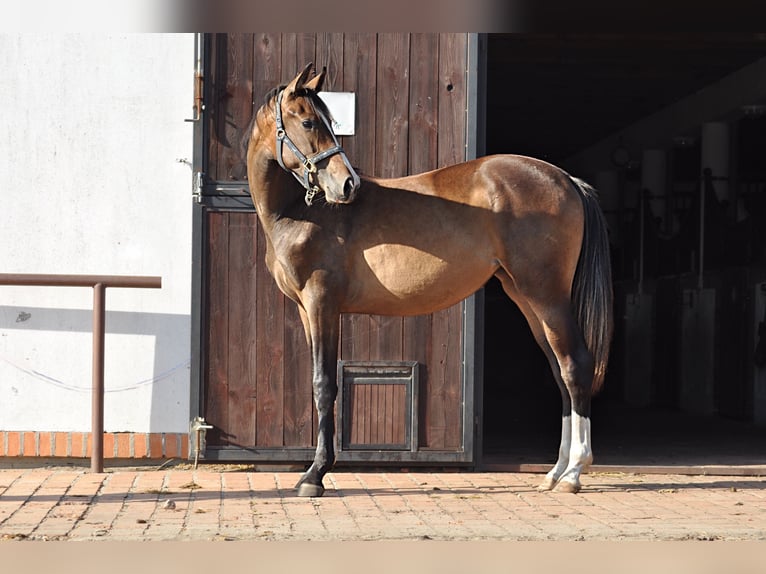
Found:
<box><xmin>569</xmin><ymin>176</ymin><xmax>614</xmax><ymax>394</ymax></box>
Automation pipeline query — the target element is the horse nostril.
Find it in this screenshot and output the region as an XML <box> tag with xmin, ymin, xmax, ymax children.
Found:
<box><xmin>343</xmin><ymin>177</ymin><xmax>355</xmax><ymax>199</ymax></box>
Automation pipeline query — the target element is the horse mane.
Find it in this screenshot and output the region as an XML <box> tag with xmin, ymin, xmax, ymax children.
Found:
<box><xmin>264</xmin><ymin>85</ymin><xmax>285</xmax><ymax>105</ymax></box>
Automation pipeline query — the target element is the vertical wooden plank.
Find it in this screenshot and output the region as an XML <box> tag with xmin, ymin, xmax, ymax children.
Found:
<box><xmin>382</xmin><ymin>385</ymin><xmax>390</xmax><ymax>444</ymax></box>
<box><xmin>347</xmin><ymin>384</ymin><xmax>354</xmax><ymax>446</ymax></box>
<box><xmin>297</xmin><ymin>33</ymin><xmax>317</xmax><ymax>73</ymax></box>
<box><xmin>354</xmin><ymin>384</ymin><xmax>361</xmax><ymax>444</ymax></box>
<box><xmin>372</xmin><ymin>385</ymin><xmax>381</xmax><ymax>445</ymax></box>
<box><xmin>348</xmin><ymin>384</ymin><xmax>355</xmax><ymax>445</ymax></box>
<box><xmin>341</xmin><ymin>314</ymin><xmax>371</xmax><ymax>361</ymax></box>
<box><xmin>342</xmin><ymin>33</ymin><xmax>377</xmax><ymax>176</ymax></box>
<box><xmin>253</xmin><ymin>33</ymin><xmax>283</xmax><ymax>107</ymax></box>
<box><xmin>379</xmin><ymin>385</ymin><xmax>386</xmax><ymax>445</ymax></box>
<box><xmin>280</xmin><ymin>33</ymin><xmax>298</xmax><ymax>84</ymax></box>
<box><xmin>205</xmin><ymin>211</ymin><xmax>230</xmax><ymax>445</ymax></box>
<box><xmin>375</xmin><ymin>33</ymin><xmax>410</xmax><ymax>178</ymax></box>
<box><xmin>367</xmin><ymin>386</ymin><xmax>376</xmax><ymax>444</ymax></box>
<box><xmin>254</xmin><ymin>219</ymin><xmax>286</xmax><ymax>447</ymax></box>
<box><xmin>399</xmin><ymin>386</ymin><xmax>406</xmax><ymax>444</ymax></box>
<box><xmin>390</xmin><ymin>385</ymin><xmax>398</xmax><ymax>444</ymax></box>
<box><xmin>385</xmin><ymin>384</ymin><xmax>394</xmax><ymax>444</ymax></box>
<box><xmin>425</xmin><ymin>306</ymin><xmax>463</xmax><ymax>449</ymax></box>
<box><xmin>369</xmin><ymin>315</ymin><xmax>403</xmax><ymax>361</ymax></box>
<box><xmin>363</xmin><ymin>383</ymin><xmax>372</xmax><ymax>444</ymax></box>
<box><xmin>402</xmin><ymin>385</ymin><xmax>408</xmax><ymax>445</ymax></box>
<box><xmin>217</xmin><ymin>33</ymin><xmax>254</xmax><ymax>181</ymax></box>
<box><xmin>356</xmin><ymin>384</ymin><xmax>366</xmax><ymax>445</ymax></box>
<box><xmin>315</xmin><ymin>33</ymin><xmax>344</xmax><ymax>90</ymax></box>
<box><xmin>437</xmin><ymin>33</ymin><xmax>467</xmax><ymax>169</ymax></box>
<box><xmin>375</xmin><ymin>385</ymin><xmax>383</xmax><ymax>444</ymax></box>
<box><xmin>368</xmin><ymin>386</ymin><xmax>375</xmax><ymax>444</ymax></box>
<box><xmin>394</xmin><ymin>385</ymin><xmax>405</xmax><ymax>444</ymax></box>
<box><xmin>225</xmin><ymin>212</ymin><xmax>258</xmax><ymax>446</ymax></box>
<box><xmin>283</xmin><ymin>302</ymin><xmax>314</xmax><ymax>447</ymax></box>
<box><xmin>408</xmin><ymin>34</ymin><xmax>439</xmax><ymax>173</ymax></box>
<box><xmin>445</xmin><ymin>305</ymin><xmax>465</xmax><ymax>449</ymax></box>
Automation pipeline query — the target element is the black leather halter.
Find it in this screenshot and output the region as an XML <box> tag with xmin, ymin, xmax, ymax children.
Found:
<box><xmin>274</xmin><ymin>89</ymin><xmax>359</xmax><ymax>206</ymax></box>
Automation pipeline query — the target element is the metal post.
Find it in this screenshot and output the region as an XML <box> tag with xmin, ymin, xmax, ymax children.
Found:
<box><xmin>91</xmin><ymin>283</ymin><xmax>106</xmax><ymax>473</ymax></box>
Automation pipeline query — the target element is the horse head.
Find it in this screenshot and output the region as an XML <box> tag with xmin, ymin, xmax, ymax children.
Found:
<box><xmin>264</xmin><ymin>63</ymin><xmax>360</xmax><ymax>206</ymax></box>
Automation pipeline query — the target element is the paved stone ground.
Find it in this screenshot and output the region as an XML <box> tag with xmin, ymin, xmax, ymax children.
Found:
<box><xmin>0</xmin><ymin>467</ymin><xmax>764</xmax><ymax>542</ymax></box>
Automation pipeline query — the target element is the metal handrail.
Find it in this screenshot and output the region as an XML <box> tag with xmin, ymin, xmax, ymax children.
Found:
<box><xmin>0</xmin><ymin>274</ymin><xmax>162</xmax><ymax>472</ymax></box>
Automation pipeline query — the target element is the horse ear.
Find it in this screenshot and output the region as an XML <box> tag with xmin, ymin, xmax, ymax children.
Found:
<box><xmin>286</xmin><ymin>63</ymin><xmax>315</xmax><ymax>96</ymax></box>
<box><xmin>304</xmin><ymin>66</ymin><xmax>326</xmax><ymax>93</ymax></box>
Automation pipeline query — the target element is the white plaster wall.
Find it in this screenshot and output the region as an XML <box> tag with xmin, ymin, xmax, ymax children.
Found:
<box><xmin>0</xmin><ymin>34</ymin><xmax>194</xmax><ymax>433</ymax></box>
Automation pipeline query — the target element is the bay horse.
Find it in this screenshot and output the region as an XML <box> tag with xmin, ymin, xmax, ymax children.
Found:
<box><xmin>246</xmin><ymin>64</ymin><xmax>613</xmax><ymax>497</ymax></box>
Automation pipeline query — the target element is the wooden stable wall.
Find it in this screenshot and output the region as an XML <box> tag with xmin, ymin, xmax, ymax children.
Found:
<box><xmin>194</xmin><ymin>33</ymin><xmax>475</xmax><ymax>463</ymax></box>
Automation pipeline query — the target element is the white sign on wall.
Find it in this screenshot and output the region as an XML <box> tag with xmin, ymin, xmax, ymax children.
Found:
<box><xmin>318</xmin><ymin>92</ymin><xmax>356</xmax><ymax>136</ymax></box>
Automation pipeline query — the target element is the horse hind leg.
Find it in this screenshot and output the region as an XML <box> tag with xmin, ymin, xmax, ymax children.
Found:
<box><xmin>532</xmin><ymin>301</ymin><xmax>595</xmax><ymax>493</ymax></box>
<box><xmin>517</xmin><ymin>301</ymin><xmax>575</xmax><ymax>492</ymax></box>
<box><xmin>494</xmin><ymin>272</ymin><xmax>574</xmax><ymax>492</ymax></box>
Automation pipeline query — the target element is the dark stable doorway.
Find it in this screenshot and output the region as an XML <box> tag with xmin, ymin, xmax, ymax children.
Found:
<box><xmin>480</xmin><ymin>34</ymin><xmax>766</xmax><ymax>468</ymax></box>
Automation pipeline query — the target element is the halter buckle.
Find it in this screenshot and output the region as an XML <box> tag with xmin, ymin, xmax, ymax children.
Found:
<box><xmin>305</xmin><ymin>187</ymin><xmax>318</xmax><ymax>206</ymax></box>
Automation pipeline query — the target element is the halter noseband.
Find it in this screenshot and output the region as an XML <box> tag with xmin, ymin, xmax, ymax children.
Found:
<box><xmin>274</xmin><ymin>88</ymin><xmax>359</xmax><ymax>206</ymax></box>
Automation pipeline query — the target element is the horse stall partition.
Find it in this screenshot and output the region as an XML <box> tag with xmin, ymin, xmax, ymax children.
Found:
<box><xmin>191</xmin><ymin>33</ymin><xmax>477</xmax><ymax>465</ymax></box>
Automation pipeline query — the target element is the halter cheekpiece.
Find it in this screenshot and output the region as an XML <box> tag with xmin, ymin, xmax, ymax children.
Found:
<box><xmin>274</xmin><ymin>88</ymin><xmax>358</xmax><ymax>206</ymax></box>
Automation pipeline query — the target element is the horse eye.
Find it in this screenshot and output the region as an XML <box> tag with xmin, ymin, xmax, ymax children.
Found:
<box><xmin>301</xmin><ymin>119</ymin><xmax>314</xmax><ymax>130</ymax></box>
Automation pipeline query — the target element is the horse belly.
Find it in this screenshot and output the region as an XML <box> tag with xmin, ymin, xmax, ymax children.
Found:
<box><xmin>347</xmin><ymin>244</ymin><xmax>494</xmax><ymax>315</ymax></box>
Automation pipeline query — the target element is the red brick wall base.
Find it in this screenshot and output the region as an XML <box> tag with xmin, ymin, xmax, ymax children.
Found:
<box><xmin>0</xmin><ymin>431</ymin><xmax>190</xmax><ymax>460</ymax></box>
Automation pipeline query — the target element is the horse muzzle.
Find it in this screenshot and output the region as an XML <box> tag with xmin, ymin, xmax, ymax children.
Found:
<box><xmin>319</xmin><ymin>159</ymin><xmax>360</xmax><ymax>205</ymax></box>
<box><xmin>333</xmin><ymin>174</ymin><xmax>360</xmax><ymax>204</ymax></box>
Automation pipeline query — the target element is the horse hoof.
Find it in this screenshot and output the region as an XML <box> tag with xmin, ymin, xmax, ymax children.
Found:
<box><xmin>553</xmin><ymin>480</ymin><xmax>581</xmax><ymax>494</ymax></box>
<box><xmin>296</xmin><ymin>482</ymin><xmax>325</xmax><ymax>498</ymax></box>
<box><xmin>537</xmin><ymin>477</ymin><xmax>557</xmax><ymax>492</ymax></box>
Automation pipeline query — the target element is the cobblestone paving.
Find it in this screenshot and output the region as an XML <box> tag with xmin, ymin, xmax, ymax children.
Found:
<box><xmin>0</xmin><ymin>468</ymin><xmax>764</xmax><ymax>541</ymax></box>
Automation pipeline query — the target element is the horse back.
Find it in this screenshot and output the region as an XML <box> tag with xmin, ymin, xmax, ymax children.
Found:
<box><xmin>367</xmin><ymin>154</ymin><xmax>580</xmax><ymax>216</ymax></box>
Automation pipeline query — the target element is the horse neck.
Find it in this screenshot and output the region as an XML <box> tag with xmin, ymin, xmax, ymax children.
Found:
<box><xmin>247</xmin><ymin>140</ymin><xmax>302</xmax><ymax>228</ymax></box>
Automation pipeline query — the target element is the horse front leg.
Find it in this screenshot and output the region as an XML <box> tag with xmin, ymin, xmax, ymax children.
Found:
<box><xmin>295</xmin><ymin>303</ymin><xmax>340</xmax><ymax>498</ymax></box>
